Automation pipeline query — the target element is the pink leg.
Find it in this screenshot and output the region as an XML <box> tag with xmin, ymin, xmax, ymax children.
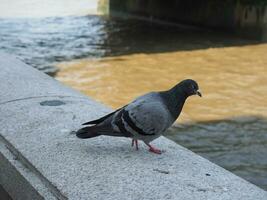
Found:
<box><xmin>131</xmin><ymin>139</ymin><xmax>139</xmax><ymax>150</ymax></box>
<box><xmin>135</xmin><ymin>140</ymin><xmax>138</xmax><ymax>150</ymax></box>
<box><xmin>145</xmin><ymin>143</ymin><xmax>162</xmax><ymax>154</ymax></box>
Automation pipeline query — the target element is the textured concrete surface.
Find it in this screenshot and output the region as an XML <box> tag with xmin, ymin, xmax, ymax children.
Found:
<box><xmin>0</xmin><ymin>52</ymin><xmax>266</xmax><ymax>200</ymax></box>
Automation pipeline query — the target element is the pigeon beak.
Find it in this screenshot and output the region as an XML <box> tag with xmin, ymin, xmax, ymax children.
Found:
<box><xmin>196</xmin><ymin>90</ymin><xmax>202</xmax><ymax>97</ymax></box>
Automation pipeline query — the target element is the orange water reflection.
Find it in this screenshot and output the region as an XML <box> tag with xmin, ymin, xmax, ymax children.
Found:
<box><xmin>56</xmin><ymin>44</ymin><xmax>267</xmax><ymax>124</ymax></box>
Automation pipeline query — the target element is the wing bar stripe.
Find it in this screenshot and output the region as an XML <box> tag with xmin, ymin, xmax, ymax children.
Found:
<box><xmin>115</xmin><ymin>110</ymin><xmax>133</xmax><ymax>137</ymax></box>
<box><xmin>123</xmin><ymin>110</ymin><xmax>154</xmax><ymax>135</ymax></box>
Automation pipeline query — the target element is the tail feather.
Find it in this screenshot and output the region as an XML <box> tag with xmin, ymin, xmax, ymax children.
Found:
<box><xmin>76</xmin><ymin>124</ymin><xmax>126</xmax><ymax>139</ymax></box>
<box><xmin>76</xmin><ymin>126</ymin><xmax>101</xmax><ymax>139</ymax></box>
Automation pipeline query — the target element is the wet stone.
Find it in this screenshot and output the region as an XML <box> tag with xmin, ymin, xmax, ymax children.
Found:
<box><xmin>40</xmin><ymin>100</ymin><xmax>66</xmax><ymax>106</ymax></box>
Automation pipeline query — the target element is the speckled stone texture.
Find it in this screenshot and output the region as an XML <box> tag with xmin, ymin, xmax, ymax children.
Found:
<box><xmin>0</xmin><ymin>53</ymin><xmax>266</xmax><ymax>200</ymax></box>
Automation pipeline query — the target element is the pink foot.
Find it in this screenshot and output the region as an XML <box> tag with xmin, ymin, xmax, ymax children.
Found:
<box><xmin>149</xmin><ymin>146</ymin><xmax>162</xmax><ymax>154</ymax></box>
<box><xmin>146</xmin><ymin>143</ymin><xmax>162</xmax><ymax>154</ymax></box>
<box><xmin>131</xmin><ymin>139</ymin><xmax>139</xmax><ymax>150</ymax></box>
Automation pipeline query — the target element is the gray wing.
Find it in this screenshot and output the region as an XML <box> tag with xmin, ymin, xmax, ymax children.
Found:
<box><xmin>111</xmin><ymin>92</ymin><xmax>174</xmax><ymax>142</ymax></box>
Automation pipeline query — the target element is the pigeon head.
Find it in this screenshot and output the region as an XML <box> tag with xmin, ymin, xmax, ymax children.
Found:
<box><xmin>179</xmin><ymin>79</ymin><xmax>202</xmax><ymax>97</ymax></box>
<box><xmin>160</xmin><ymin>79</ymin><xmax>201</xmax><ymax>120</ymax></box>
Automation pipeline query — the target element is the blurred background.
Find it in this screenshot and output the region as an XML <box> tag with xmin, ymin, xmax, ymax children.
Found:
<box><xmin>0</xmin><ymin>0</ymin><xmax>266</xmax><ymax>190</ymax></box>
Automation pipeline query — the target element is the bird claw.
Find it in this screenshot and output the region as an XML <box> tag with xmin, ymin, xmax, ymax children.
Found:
<box><xmin>149</xmin><ymin>146</ymin><xmax>162</xmax><ymax>154</ymax></box>
<box><xmin>131</xmin><ymin>140</ymin><xmax>163</xmax><ymax>154</ymax></box>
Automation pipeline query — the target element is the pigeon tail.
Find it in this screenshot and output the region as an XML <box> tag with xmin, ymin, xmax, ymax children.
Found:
<box><xmin>76</xmin><ymin>126</ymin><xmax>101</xmax><ymax>139</ymax></box>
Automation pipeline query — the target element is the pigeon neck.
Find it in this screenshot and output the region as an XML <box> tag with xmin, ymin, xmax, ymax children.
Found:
<box><xmin>160</xmin><ymin>86</ymin><xmax>188</xmax><ymax>120</ymax></box>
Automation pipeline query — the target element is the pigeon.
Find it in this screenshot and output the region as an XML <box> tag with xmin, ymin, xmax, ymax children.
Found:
<box><xmin>76</xmin><ymin>79</ymin><xmax>201</xmax><ymax>154</ymax></box>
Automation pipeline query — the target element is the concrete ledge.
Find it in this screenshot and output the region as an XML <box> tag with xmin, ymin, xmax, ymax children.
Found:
<box><xmin>0</xmin><ymin>52</ymin><xmax>266</xmax><ymax>199</ymax></box>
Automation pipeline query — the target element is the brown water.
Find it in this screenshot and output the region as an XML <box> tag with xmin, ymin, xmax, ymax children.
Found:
<box><xmin>56</xmin><ymin>17</ymin><xmax>267</xmax><ymax>190</ymax></box>
<box><xmin>57</xmin><ymin>44</ymin><xmax>267</xmax><ymax>122</ymax></box>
